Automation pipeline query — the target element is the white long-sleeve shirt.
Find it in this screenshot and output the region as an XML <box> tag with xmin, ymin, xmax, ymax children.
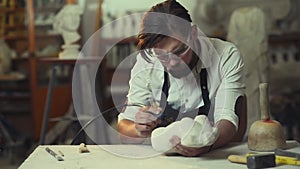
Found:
<box><xmin>118</xmin><ymin>36</ymin><xmax>245</xmax><ymax>130</ymax></box>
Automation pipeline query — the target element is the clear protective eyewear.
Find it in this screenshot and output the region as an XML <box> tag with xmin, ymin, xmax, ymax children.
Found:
<box><xmin>150</xmin><ymin>35</ymin><xmax>192</xmax><ymax>63</ymax></box>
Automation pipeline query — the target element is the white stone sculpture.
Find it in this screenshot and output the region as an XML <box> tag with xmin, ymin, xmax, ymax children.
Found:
<box><xmin>53</xmin><ymin>4</ymin><xmax>83</xmax><ymax>59</ymax></box>
<box><xmin>193</xmin><ymin>0</ymin><xmax>291</xmax><ymax>36</ymax></box>
<box><xmin>151</xmin><ymin>115</ymin><xmax>219</xmax><ymax>153</ymax></box>
<box><xmin>227</xmin><ymin>7</ymin><xmax>269</xmax><ymax>137</ymax></box>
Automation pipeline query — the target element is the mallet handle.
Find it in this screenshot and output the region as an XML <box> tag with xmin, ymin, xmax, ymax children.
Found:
<box><xmin>259</xmin><ymin>83</ymin><xmax>270</xmax><ymax>120</ymax></box>
<box><xmin>228</xmin><ymin>155</ymin><xmax>247</xmax><ymax>164</ymax></box>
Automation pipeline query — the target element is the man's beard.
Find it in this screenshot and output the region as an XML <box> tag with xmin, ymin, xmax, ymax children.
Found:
<box><xmin>168</xmin><ymin>52</ymin><xmax>199</xmax><ymax>78</ymax></box>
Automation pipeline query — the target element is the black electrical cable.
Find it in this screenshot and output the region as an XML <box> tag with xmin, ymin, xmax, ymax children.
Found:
<box><xmin>70</xmin><ymin>103</ymin><xmax>145</xmax><ymax>145</ymax></box>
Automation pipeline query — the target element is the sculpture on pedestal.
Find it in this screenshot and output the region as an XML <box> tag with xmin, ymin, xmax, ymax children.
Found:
<box><xmin>227</xmin><ymin>7</ymin><xmax>269</xmax><ymax>137</ymax></box>
<box><xmin>53</xmin><ymin>4</ymin><xmax>83</xmax><ymax>59</ymax></box>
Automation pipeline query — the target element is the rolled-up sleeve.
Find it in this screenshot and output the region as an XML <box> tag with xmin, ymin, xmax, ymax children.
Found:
<box><xmin>118</xmin><ymin>55</ymin><xmax>153</xmax><ymax>122</ymax></box>
<box><xmin>214</xmin><ymin>44</ymin><xmax>245</xmax><ymax>130</ymax></box>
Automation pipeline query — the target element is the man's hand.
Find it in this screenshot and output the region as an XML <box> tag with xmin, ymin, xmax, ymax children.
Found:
<box><xmin>135</xmin><ymin>106</ymin><xmax>161</xmax><ymax>137</ymax></box>
<box><xmin>170</xmin><ymin>136</ymin><xmax>212</xmax><ymax>157</ymax></box>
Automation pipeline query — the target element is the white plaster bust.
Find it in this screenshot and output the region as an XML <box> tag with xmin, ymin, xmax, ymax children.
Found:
<box><xmin>53</xmin><ymin>4</ymin><xmax>83</xmax><ymax>45</ymax></box>
<box><xmin>53</xmin><ymin>4</ymin><xmax>83</xmax><ymax>59</ymax></box>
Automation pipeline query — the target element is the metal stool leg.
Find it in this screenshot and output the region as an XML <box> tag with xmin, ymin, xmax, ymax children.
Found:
<box><xmin>39</xmin><ymin>65</ymin><xmax>57</xmax><ymax>145</ymax></box>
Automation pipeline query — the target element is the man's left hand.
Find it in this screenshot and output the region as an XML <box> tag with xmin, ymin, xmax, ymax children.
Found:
<box><xmin>169</xmin><ymin>136</ymin><xmax>211</xmax><ymax>157</ymax></box>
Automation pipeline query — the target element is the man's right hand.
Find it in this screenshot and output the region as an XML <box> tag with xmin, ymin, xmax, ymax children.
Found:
<box><xmin>135</xmin><ymin>105</ymin><xmax>162</xmax><ymax>137</ymax></box>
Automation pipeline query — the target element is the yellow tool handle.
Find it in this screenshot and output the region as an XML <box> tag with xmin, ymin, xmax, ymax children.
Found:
<box><xmin>276</xmin><ymin>156</ymin><xmax>300</xmax><ymax>166</ymax></box>
<box><xmin>228</xmin><ymin>154</ymin><xmax>300</xmax><ymax>166</ymax></box>
<box><xmin>227</xmin><ymin>155</ymin><xmax>247</xmax><ymax>164</ymax></box>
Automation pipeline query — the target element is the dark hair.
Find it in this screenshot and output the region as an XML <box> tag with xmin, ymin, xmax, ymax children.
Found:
<box><xmin>137</xmin><ymin>0</ymin><xmax>192</xmax><ymax>61</ymax></box>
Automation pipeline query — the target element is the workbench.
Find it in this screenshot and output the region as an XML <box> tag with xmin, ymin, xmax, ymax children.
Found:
<box><xmin>19</xmin><ymin>141</ymin><xmax>300</xmax><ymax>169</ymax></box>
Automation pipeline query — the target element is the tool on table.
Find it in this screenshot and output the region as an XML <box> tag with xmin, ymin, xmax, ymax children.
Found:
<box><xmin>275</xmin><ymin>155</ymin><xmax>300</xmax><ymax>166</ymax></box>
<box><xmin>228</xmin><ymin>151</ymin><xmax>300</xmax><ymax>168</ymax></box>
<box><xmin>228</xmin><ymin>153</ymin><xmax>276</xmax><ymax>169</ymax></box>
<box><xmin>248</xmin><ymin>83</ymin><xmax>286</xmax><ymax>151</ymax></box>
<box><xmin>58</xmin><ymin>150</ymin><xmax>64</xmax><ymax>157</ymax></box>
<box><xmin>275</xmin><ymin>148</ymin><xmax>300</xmax><ymax>159</ymax></box>
<box><xmin>275</xmin><ymin>149</ymin><xmax>300</xmax><ymax>166</ymax></box>
<box><xmin>45</xmin><ymin>147</ymin><xmax>64</xmax><ymax>161</ymax></box>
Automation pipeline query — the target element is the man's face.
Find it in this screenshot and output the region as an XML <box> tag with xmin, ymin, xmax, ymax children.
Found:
<box><xmin>152</xmin><ymin>36</ymin><xmax>197</xmax><ymax>78</ymax></box>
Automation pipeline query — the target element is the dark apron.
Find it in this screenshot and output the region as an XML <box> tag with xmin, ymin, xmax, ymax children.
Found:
<box><xmin>157</xmin><ymin>69</ymin><xmax>211</xmax><ymax>127</ymax></box>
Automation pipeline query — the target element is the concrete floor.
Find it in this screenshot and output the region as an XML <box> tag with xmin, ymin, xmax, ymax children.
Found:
<box><xmin>0</xmin><ymin>157</ymin><xmax>20</xmax><ymax>169</ymax></box>
<box><xmin>0</xmin><ymin>142</ymin><xmax>37</xmax><ymax>169</ymax></box>
<box><xmin>0</xmin><ymin>151</ymin><xmax>26</xmax><ymax>169</ymax></box>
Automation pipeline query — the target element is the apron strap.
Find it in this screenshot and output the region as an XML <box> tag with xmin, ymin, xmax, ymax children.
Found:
<box><xmin>157</xmin><ymin>69</ymin><xmax>210</xmax><ymax>127</ymax></box>
<box><xmin>198</xmin><ymin>68</ymin><xmax>211</xmax><ymax>115</ymax></box>
<box><xmin>160</xmin><ymin>71</ymin><xmax>169</xmax><ymax>109</ymax></box>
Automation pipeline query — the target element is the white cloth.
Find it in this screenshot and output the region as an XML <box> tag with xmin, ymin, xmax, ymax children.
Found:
<box><xmin>118</xmin><ymin>35</ymin><xmax>245</xmax><ymax>130</ymax></box>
